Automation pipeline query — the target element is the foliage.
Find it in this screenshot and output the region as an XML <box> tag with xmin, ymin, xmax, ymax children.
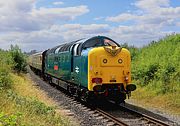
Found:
<box><xmin>121</xmin><ymin>43</ymin><xmax>139</xmax><ymax>60</ymax></box>
<box><xmin>0</xmin><ymin>67</ymin><xmax>12</xmax><ymax>90</ymax></box>
<box><xmin>10</xmin><ymin>45</ymin><xmax>27</xmax><ymax>73</ymax></box>
<box><xmin>0</xmin><ymin>45</ymin><xmax>27</xmax><ymax>89</ymax></box>
<box><xmin>129</xmin><ymin>34</ymin><xmax>180</xmax><ymax>114</ymax></box>
<box><xmin>0</xmin><ymin>88</ymin><xmax>69</xmax><ymax>126</ymax></box>
<box><xmin>0</xmin><ymin>46</ymin><xmax>70</xmax><ymax>126</ymax></box>
<box><xmin>0</xmin><ymin>50</ymin><xmax>13</xmax><ymax>90</ymax></box>
<box><xmin>131</xmin><ymin>34</ymin><xmax>180</xmax><ymax>94</ymax></box>
<box><xmin>0</xmin><ymin>112</ymin><xmax>22</xmax><ymax>126</ymax></box>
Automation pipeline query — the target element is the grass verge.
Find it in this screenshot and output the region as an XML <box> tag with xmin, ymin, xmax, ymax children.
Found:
<box><xmin>130</xmin><ymin>81</ymin><xmax>180</xmax><ymax>116</ymax></box>
<box><xmin>129</xmin><ymin>34</ymin><xmax>180</xmax><ymax>116</ymax></box>
<box><xmin>0</xmin><ymin>73</ymin><xmax>75</xmax><ymax>126</ymax></box>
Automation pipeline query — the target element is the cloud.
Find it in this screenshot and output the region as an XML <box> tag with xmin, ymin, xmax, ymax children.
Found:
<box><xmin>94</xmin><ymin>16</ymin><xmax>104</xmax><ymax>20</ymax></box>
<box><xmin>31</xmin><ymin>5</ymin><xmax>89</xmax><ymax>22</ymax></box>
<box><xmin>0</xmin><ymin>23</ymin><xmax>110</xmax><ymax>51</ymax></box>
<box><xmin>107</xmin><ymin>24</ymin><xmax>165</xmax><ymax>46</ymax></box>
<box><xmin>0</xmin><ymin>0</ymin><xmax>179</xmax><ymax>51</ymax></box>
<box><xmin>106</xmin><ymin>13</ymin><xmax>136</xmax><ymax>22</ymax></box>
<box><xmin>0</xmin><ymin>0</ymin><xmax>89</xmax><ymax>32</ymax></box>
<box><xmin>40</xmin><ymin>24</ymin><xmax>110</xmax><ymax>42</ymax></box>
<box><xmin>0</xmin><ymin>0</ymin><xmax>90</xmax><ymax>51</ymax></box>
<box><xmin>53</xmin><ymin>1</ymin><xmax>64</xmax><ymax>5</ymax></box>
<box><xmin>134</xmin><ymin>0</ymin><xmax>170</xmax><ymax>11</ymax></box>
<box><xmin>106</xmin><ymin>0</ymin><xmax>180</xmax><ymax>26</ymax></box>
<box><xmin>105</xmin><ymin>0</ymin><xmax>180</xmax><ymax>46</ymax></box>
<box><xmin>0</xmin><ymin>0</ymin><xmax>37</xmax><ymax>32</ymax></box>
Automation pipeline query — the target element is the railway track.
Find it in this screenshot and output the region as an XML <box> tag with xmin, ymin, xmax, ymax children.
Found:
<box><xmin>28</xmin><ymin>68</ymin><xmax>176</xmax><ymax>126</ymax></box>
<box><xmin>95</xmin><ymin>106</ymin><xmax>171</xmax><ymax>126</ymax></box>
<box><xmin>119</xmin><ymin>105</ymin><xmax>171</xmax><ymax>126</ymax></box>
<box><xmin>95</xmin><ymin>108</ymin><xmax>129</xmax><ymax>126</ymax></box>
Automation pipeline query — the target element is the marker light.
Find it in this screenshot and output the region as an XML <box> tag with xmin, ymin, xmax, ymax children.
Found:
<box><xmin>118</xmin><ymin>59</ymin><xmax>123</xmax><ymax>64</ymax></box>
<box><xmin>103</xmin><ymin>59</ymin><xmax>107</xmax><ymax>63</ymax></box>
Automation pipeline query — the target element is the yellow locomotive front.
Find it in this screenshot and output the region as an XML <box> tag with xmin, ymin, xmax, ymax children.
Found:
<box><xmin>88</xmin><ymin>45</ymin><xmax>136</xmax><ymax>102</ymax></box>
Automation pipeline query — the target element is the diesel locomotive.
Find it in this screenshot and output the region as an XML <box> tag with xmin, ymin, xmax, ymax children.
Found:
<box><xmin>28</xmin><ymin>36</ymin><xmax>136</xmax><ymax>103</ymax></box>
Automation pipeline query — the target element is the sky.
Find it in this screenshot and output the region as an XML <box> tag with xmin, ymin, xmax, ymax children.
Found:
<box><xmin>0</xmin><ymin>0</ymin><xmax>179</xmax><ymax>52</ymax></box>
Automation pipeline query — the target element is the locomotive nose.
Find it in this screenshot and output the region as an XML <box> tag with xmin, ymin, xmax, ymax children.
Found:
<box><xmin>88</xmin><ymin>46</ymin><xmax>133</xmax><ymax>92</ymax></box>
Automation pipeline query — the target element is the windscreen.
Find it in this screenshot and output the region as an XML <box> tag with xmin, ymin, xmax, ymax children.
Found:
<box><xmin>82</xmin><ymin>37</ymin><xmax>119</xmax><ymax>49</ymax></box>
<box><xmin>103</xmin><ymin>38</ymin><xmax>118</xmax><ymax>47</ymax></box>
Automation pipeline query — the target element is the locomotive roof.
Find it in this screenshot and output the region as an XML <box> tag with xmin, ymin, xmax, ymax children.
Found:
<box><xmin>47</xmin><ymin>36</ymin><xmax>119</xmax><ymax>54</ymax></box>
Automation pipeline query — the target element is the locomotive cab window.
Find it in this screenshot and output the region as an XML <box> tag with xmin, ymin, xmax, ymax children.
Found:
<box><xmin>81</xmin><ymin>37</ymin><xmax>119</xmax><ymax>50</ymax></box>
<box><xmin>82</xmin><ymin>38</ymin><xmax>102</xmax><ymax>49</ymax></box>
<box><xmin>103</xmin><ymin>38</ymin><xmax>119</xmax><ymax>47</ymax></box>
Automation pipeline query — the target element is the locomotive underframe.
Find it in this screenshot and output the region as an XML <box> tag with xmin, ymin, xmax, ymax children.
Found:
<box><xmin>42</xmin><ymin>72</ymin><xmax>127</xmax><ymax>104</ymax></box>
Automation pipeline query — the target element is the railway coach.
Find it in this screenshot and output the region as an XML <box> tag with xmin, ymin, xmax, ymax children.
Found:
<box><xmin>28</xmin><ymin>36</ymin><xmax>136</xmax><ymax>103</ymax></box>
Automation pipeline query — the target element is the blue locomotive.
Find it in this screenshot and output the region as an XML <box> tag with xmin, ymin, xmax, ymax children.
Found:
<box><xmin>28</xmin><ymin>36</ymin><xmax>136</xmax><ymax>103</ymax></box>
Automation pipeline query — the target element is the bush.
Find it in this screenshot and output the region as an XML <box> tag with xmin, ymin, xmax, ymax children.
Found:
<box><xmin>0</xmin><ymin>67</ymin><xmax>12</xmax><ymax>89</ymax></box>
<box><xmin>121</xmin><ymin>43</ymin><xmax>139</xmax><ymax>61</ymax></box>
<box><xmin>0</xmin><ymin>50</ymin><xmax>13</xmax><ymax>89</ymax></box>
<box><xmin>10</xmin><ymin>45</ymin><xmax>27</xmax><ymax>73</ymax></box>
<box><xmin>162</xmin><ymin>64</ymin><xmax>176</xmax><ymax>83</ymax></box>
<box><xmin>144</xmin><ymin>64</ymin><xmax>160</xmax><ymax>84</ymax></box>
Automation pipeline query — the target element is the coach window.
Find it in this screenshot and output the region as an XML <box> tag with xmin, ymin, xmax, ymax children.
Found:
<box><xmin>63</xmin><ymin>45</ymin><xmax>67</xmax><ymax>51</ymax></box>
<box><xmin>64</xmin><ymin>45</ymin><xmax>70</xmax><ymax>51</ymax></box>
<box><xmin>67</xmin><ymin>45</ymin><xmax>71</xmax><ymax>51</ymax></box>
<box><xmin>59</xmin><ymin>45</ymin><xmax>65</xmax><ymax>52</ymax></box>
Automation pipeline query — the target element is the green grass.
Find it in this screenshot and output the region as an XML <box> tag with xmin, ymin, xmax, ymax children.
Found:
<box><xmin>0</xmin><ymin>48</ymin><xmax>72</xmax><ymax>126</ymax></box>
<box><xmin>130</xmin><ymin>34</ymin><xmax>180</xmax><ymax>114</ymax></box>
<box><xmin>0</xmin><ymin>89</ymin><xmax>70</xmax><ymax>126</ymax></box>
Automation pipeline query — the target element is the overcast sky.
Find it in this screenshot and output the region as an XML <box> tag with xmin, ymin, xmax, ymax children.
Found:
<box><xmin>0</xmin><ymin>0</ymin><xmax>179</xmax><ymax>52</ymax></box>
